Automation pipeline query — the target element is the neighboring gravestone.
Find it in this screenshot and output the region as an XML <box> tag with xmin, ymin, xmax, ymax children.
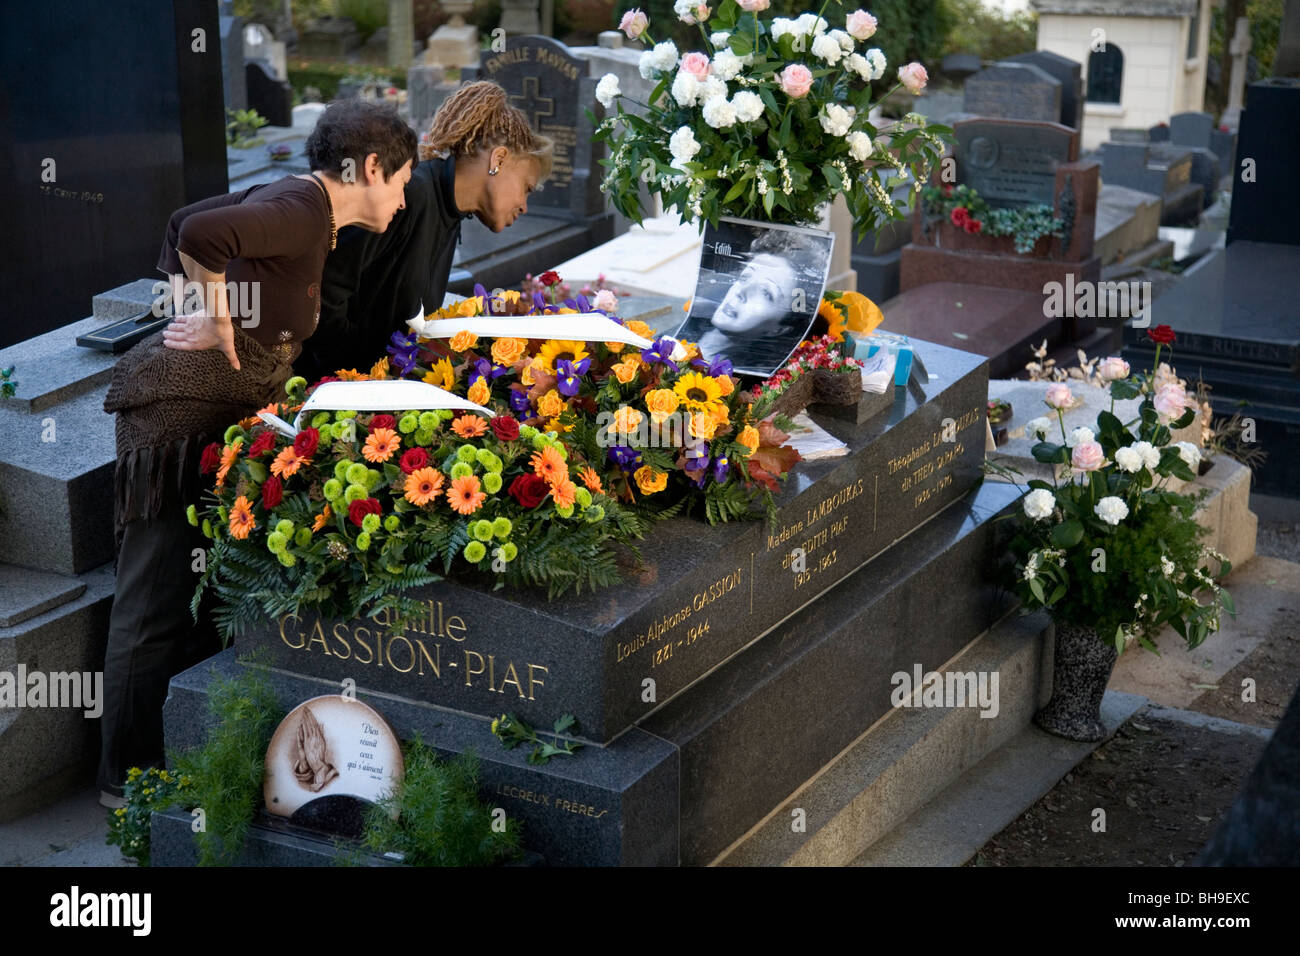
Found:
<box><xmin>1168</xmin><ymin>110</ymin><xmax>1236</xmax><ymax>179</ymax></box>
<box><xmin>244</xmin><ymin>22</ymin><xmax>288</xmax><ymax>83</ymax></box>
<box><xmin>1100</xmin><ymin>142</ymin><xmax>1203</xmax><ymax>225</ymax></box>
<box><xmin>406</xmin><ymin>63</ymin><xmax>451</xmax><ymax>127</ymax></box>
<box><xmin>1006</xmin><ymin>50</ymin><xmax>1083</xmax><ymax>135</ymax></box>
<box><xmin>940</xmin><ymin>52</ymin><xmax>982</xmax><ymax>82</ymax></box>
<box><xmin>480</xmin><ymin>35</ymin><xmax>604</xmax><ymax>220</ymax></box>
<box><xmin>954</xmin><ymin>117</ymin><xmax>1078</xmax><ymax>208</ymax></box>
<box><xmin>963</xmin><ymin>62</ymin><xmax>1061</xmax><ymax>123</ymax></box>
<box><xmin>246</xmin><ymin>60</ymin><xmax>293</xmax><ymax>128</ymax></box>
<box><xmin>219</xmin><ymin>1</ymin><xmax>247</xmax><ymax>112</ymax></box>
<box><xmin>0</xmin><ymin>0</ymin><xmax>227</xmax><ymax>348</ymax></box>
<box><xmin>1228</xmin><ymin>78</ymin><xmax>1300</xmax><ymax>245</ymax></box>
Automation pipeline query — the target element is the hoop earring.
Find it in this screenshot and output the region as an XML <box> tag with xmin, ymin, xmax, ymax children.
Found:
<box><xmin>489</xmin><ymin>167</ymin><xmax>499</xmax><ymax>176</ymax></box>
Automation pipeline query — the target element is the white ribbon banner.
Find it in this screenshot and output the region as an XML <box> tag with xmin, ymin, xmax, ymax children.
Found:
<box><xmin>406</xmin><ymin>311</ymin><xmax>688</xmax><ymax>361</ymax></box>
<box><xmin>257</xmin><ymin>380</ymin><xmax>494</xmax><ymax>437</ymax></box>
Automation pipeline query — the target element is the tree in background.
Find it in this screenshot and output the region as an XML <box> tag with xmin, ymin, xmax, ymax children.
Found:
<box><xmin>940</xmin><ymin>0</ymin><xmax>1036</xmax><ymax>65</ymax></box>
<box><xmin>1209</xmin><ymin>0</ymin><xmax>1285</xmax><ymax>113</ymax></box>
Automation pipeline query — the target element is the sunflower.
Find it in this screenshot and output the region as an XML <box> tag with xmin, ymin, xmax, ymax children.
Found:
<box><xmin>673</xmin><ymin>372</ymin><xmax>724</xmax><ymax>415</ymax></box>
<box><xmin>404</xmin><ymin>467</ymin><xmax>445</xmax><ymax>506</ymax></box>
<box><xmin>362</xmin><ymin>427</ymin><xmax>401</xmax><ymax>463</ymax></box>
<box><xmin>424</xmin><ymin>357</ymin><xmax>455</xmax><ymax>390</ymax></box>
<box><xmin>447</xmin><ymin>474</ymin><xmax>486</xmax><ymax>515</ymax></box>
<box><xmin>578</xmin><ymin>465</ymin><xmax>603</xmax><ymax>494</ymax></box>
<box><xmin>270</xmin><ymin>446</ymin><xmax>309</xmax><ymax>478</ymax></box>
<box><xmin>818</xmin><ymin>298</ymin><xmax>847</xmax><ymax>342</ymax></box>
<box><xmin>536</xmin><ymin>340</ymin><xmax>590</xmax><ymax>375</ymax></box>
<box><xmin>451</xmin><ymin>415</ymin><xmax>488</xmax><ymax>438</ymax></box>
<box><xmin>530</xmin><ymin>445</ymin><xmax>567</xmax><ymax>486</ymax></box>
<box><xmin>215</xmin><ymin>439</ymin><xmax>243</xmax><ymax>489</ymax></box>
<box><xmin>229</xmin><ymin>495</ymin><xmax>256</xmax><ymax>540</ymax></box>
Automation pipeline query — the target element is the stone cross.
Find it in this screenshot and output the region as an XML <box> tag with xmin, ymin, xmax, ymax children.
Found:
<box><xmin>1221</xmin><ymin>17</ymin><xmax>1252</xmax><ymax>130</ymax></box>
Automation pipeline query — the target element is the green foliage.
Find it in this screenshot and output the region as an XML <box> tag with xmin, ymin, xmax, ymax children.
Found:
<box><xmin>491</xmin><ymin>713</ymin><xmax>584</xmax><ymax>765</ymax></box>
<box><xmin>167</xmin><ymin>666</ymin><xmax>284</xmax><ymax>866</ymax></box>
<box><xmin>921</xmin><ymin>182</ymin><xmax>1065</xmax><ymax>253</ymax></box>
<box><xmin>0</xmin><ymin>366</ymin><xmax>16</xmax><ymax>399</ymax></box>
<box><xmin>226</xmin><ymin>108</ymin><xmax>269</xmax><ymax>149</ymax></box>
<box><xmin>1211</xmin><ymin>0</ymin><xmax>1285</xmax><ymax>80</ymax></box>
<box><xmin>287</xmin><ymin>61</ymin><xmax>405</xmax><ymax>102</ymax></box>
<box><xmin>940</xmin><ymin>0</ymin><xmax>1036</xmax><ymax>62</ymax></box>
<box><xmin>337</xmin><ymin>0</ymin><xmax>388</xmax><ymax>42</ymax></box>
<box><xmin>105</xmin><ymin>767</ymin><xmax>194</xmax><ymax>867</ymax></box>
<box><xmin>360</xmin><ymin>737</ymin><xmax>522</xmax><ymax>866</ymax></box>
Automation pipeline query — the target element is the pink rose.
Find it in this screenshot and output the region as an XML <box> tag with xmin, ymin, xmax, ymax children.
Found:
<box><xmin>779</xmin><ymin>63</ymin><xmax>814</xmax><ymax>99</ymax></box>
<box><xmin>898</xmin><ymin>61</ymin><xmax>928</xmax><ymax>93</ymax></box>
<box><xmin>1071</xmin><ymin>441</ymin><xmax>1105</xmax><ymax>472</ymax></box>
<box><xmin>681</xmin><ymin>51</ymin><xmax>711</xmax><ymax>81</ymax></box>
<box><xmin>1098</xmin><ymin>356</ymin><xmax>1130</xmax><ymax>381</ymax></box>
<box><xmin>737</xmin><ymin>0</ymin><xmax>770</xmax><ymax>10</ymax></box>
<box><xmin>619</xmin><ymin>8</ymin><xmax>648</xmax><ymax>39</ymax></box>
<box><xmin>593</xmin><ymin>289</ymin><xmax>619</xmax><ymax>312</ymax></box>
<box><xmin>1153</xmin><ymin>382</ymin><xmax>1192</xmax><ymax>424</ymax></box>
<box><xmin>845</xmin><ymin>10</ymin><xmax>877</xmax><ymax>40</ymax></box>
<box><xmin>1044</xmin><ymin>383</ymin><xmax>1074</xmax><ymax>410</ymax></box>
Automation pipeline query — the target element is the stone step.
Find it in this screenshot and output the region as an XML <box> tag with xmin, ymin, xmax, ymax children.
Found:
<box><xmin>713</xmin><ymin>610</ymin><xmax>1053</xmax><ymax>866</ymax></box>
<box><xmin>0</xmin><ymin>317</ymin><xmax>119</xmax><ymax>415</ymax></box>
<box><xmin>0</xmin><ymin>565</ymin><xmax>87</xmax><ymax>627</ymax></box>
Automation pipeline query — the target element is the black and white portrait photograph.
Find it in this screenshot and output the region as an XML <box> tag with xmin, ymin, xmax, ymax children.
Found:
<box><xmin>672</xmin><ymin>218</ymin><xmax>835</xmax><ymax>378</ymax></box>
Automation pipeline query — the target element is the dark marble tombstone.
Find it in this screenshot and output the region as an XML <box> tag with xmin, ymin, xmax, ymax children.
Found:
<box><xmin>0</xmin><ymin>0</ymin><xmax>228</xmax><ymax>349</ymax></box>
<box><xmin>1228</xmin><ymin>79</ymin><xmax>1300</xmax><ymax>246</ymax></box>
<box><xmin>1100</xmin><ymin>142</ymin><xmax>1203</xmax><ymax>225</ymax></box>
<box><xmin>246</xmin><ymin>60</ymin><xmax>293</xmax><ymax>128</ymax></box>
<box><xmin>940</xmin><ymin>52</ymin><xmax>983</xmax><ymax>83</ymax></box>
<box><xmin>963</xmin><ymin>62</ymin><xmax>1061</xmax><ymax>123</ymax></box>
<box><xmin>1169</xmin><ymin>110</ymin><xmax>1214</xmax><ymax>148</ymax></box>
<box><xmin>953</xmin><ymin>117</ymin><xmax>1077</xmax><ymax>208</ymax></box>
<box><xmin>1006</xmin><ymin>50</ymin><xmax>1084</xmax><ymax>135</ymax></box>
<box><xmin>219</xmin><ymin>2</ymin><xmax>246</xmax><ymax>112</ymax></box>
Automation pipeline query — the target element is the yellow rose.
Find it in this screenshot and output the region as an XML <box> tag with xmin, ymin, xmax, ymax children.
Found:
<box><xmin>689</xmin><ymin>411</ymin><xmax>718</xmax><ymax>440</ymax></box>
<box><xmin>538</xmin><ymin>389</ymin><xmax>565</xmax><ymax>419</ymax></box>
<box><xmin>491</xmin><ymin>337</ymin><xmax>527</xmax><ymax>366</ymax></box>
<box><xmin>608</xmin><ymin>406</ymin><xmax>644</xmax><ymax>435</ymax></box>
<box><xmin>521</xmin><ymin>360</ymin><xmax>538</xmax><ymax>386</ymax></box>
<box><xmin>716</xmin><ymin>374</ymin><xmax>734</xmax><ymax>397</ymax></box>
<box><xmin>625</xmin><ymin>320</ymin><xmax>653</xmax><ymax>339</ymax></box>
<box><xmin>677</xmin><ymin>339</ymin><xmax>700</xmax><ymax>360</ymax></box>
<box><xmin>737</xmin><ymin>425</ymin><xmax>760</xmax><ymax>455</ymax></box>
<box><xmin>449</xmin><ymin>330</ymin><xmax>479</xmax><ymax>352</ymax></box>
<box><xmin>644</xmin><ymin>388</ymin><xmax>679</xmax><ymax>423</ymax></box>
<box><xmin>634</xmin><ymin>465</ymin><xmax>668</xmax><ymax>495</ymax></box>
<box><xmin>455</xmin><ymin>296</ymin><xmax>483</xmax><ymax>317</ymax></box>
<box><xmin>467</xmin><ymin>377</ymin><xmax>491</xmax><ymax>406</ymax></box>
<box><xmin>612</xmin><ymin>360</ymin><xmax>639</xmax><ymax>384</ymax></box>
<box><xmin>604</xmin><ymin>340</ymin><xmax>625</xmax><ymax>353</ymax></box>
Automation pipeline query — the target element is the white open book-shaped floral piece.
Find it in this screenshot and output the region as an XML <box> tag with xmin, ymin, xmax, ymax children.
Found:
<box><xmin>257</xmin><ymin>380</ymin><xmax>495</xmax><ymax>438</ymax></box>
<box><xmin>406</xmin><ymin>311</ymin><xmax>689</xmax><ymax>362</ymax></box>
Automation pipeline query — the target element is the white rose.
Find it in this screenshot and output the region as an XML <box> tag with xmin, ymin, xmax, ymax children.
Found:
<box><xmin>1113</xmin><ymin>446</ymin><xmax>1143</xmax><ymax>473</ymax></box>
<box><xmin>1026</xmin><ymin>416</ymin><xmax>1053</xmax><ymax>440</ymax></box>
<box><xmin>674</xmin><ymin>0</ymin><xmax>698</xmax><ymax>22</ymax></box>
<box><xmin>711</xmin><ymin>31</ymin><xmax>730</xmax><ymax>46</ymax></box>
<box><xmin>812</xmin><ymin>34</ymin><xmax>844</xmax><ymax>65</ymax></box>
<box><xmin>865</xmin><ymin>48</ymin><xmax>887</xmax><ymax>80</ymax></box>
<box><xmin>845</xmin><ymin>52</ymin><xmax>872</xmax><ymax>81</ymax></box>
<box><xmin>1175</xmin><ymin>441</ymin><xmax>1201</xmax><ymax>471</ymax></box>
<box><xmin>702</xmin><ymin>95</ymin><xmax>737</xmax><ymax>129</ymax></box>
<box><xmin>1153</xmin><ymin>382</ymin><xmax>1192</xmax><ymax>424</ymax></box>
<box><xmin>671</xmin><ymin>70</ymin><xmax>701</xmax><ymax>107</ymax></box>
<box><xmin>712</xmin><ymin>48</ymin><xmax>745</xmax><ymax>81</ymax></box>
<box><xmin>1095</xmin><ymin>496</ymin><xmax>1130</xmax><ymax>526</ymax></box>
<box><xmin>846</xmin><ymin>130</ymin><xmax>873</xmax><ymax>161</ymax></box>
<box><xmin>1070</xmin><ymin>426</ymin><xmax>1095</xmax><ymax>446</ymax></box>
<box><xmin>595</xmin><ymin>73</ymin><xmax>621</xmax><ymax>109</ymax></box>
<box><xmin>1023</xmin><ymin>488</ymin><xmax>1056</xmax><ymax>521</ymax></box>
<box><xmin>650</xmin><ymin>40</ymin><xmax>680</xmax><ymax>72</ymax></box>
<box><xmin>1130</xmin><ymin>440</ymin><xmax>1160</xmax><ymax>470</ymax></box>
<box><xmin>1098</xmin><ymin>356</ymin><xmax>1130</xmax><ymax>381</ymax></box>
<box><xmin>669</xmin><ymin>126</ymin><xmax>701</xmax><ymax>165</ymax></box>
<box><xmin>730</xmin><ymin>90</ymin><xmax>764</xmax><ymax>122</ymax></box>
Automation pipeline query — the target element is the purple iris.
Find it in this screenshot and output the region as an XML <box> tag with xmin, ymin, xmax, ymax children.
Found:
<box><xmin>682</xmin><ymin>441</ymin><xmax>709</xmax><ymax>473</ymax></box>
<box><xmin>472</xmin><ymin>357</ymin><xmax>509</xmax><ymax>381</ymax></box>
<box><xmin>509</xmin><ymin>388</ymin><xmax>531</xmax><ymax>414</ymax></box>
<box><xmin>554</xmin><ymin>357</ymin><xmax>591</xmax><ymax>397</ymax></box>
<box><xmin>707</xmin><ymin>357</ymin><xmax>734</xmax><ymax>378</ymax></box>
<box><xmin>641</xmin><ymin>337</ymin><xmax>676</xmax><ymax>365</ymax></box>
<box><xmin>532</xmin><ymin>291</ymin><xmax>549</xmax><ymax>312</ymax></box>
<box><xmin>712</xmin><ymin>455</ymin><xmax>730</xmax><ymax>484</ymax></box>
<box><xmin>473</xmin><ymin>283</ymin><xmax>490</xmax><ymax>300</ymax></box>
<box><xmin>608</xmin><ymin>445</ymin><xmax>642</xmax><ymax>473</ymax></box>
<box><xmin>387</xmin><ymin>330</ymin><xmax>420</xmax><ymax>377</ymax></box>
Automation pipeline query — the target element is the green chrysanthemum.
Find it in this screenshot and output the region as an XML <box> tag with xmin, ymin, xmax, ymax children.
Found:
<box><xmin>361</xmin><ymin>513</ymin><xmax>381</xmax><ymax>534</ymax></box>
<box><xmin>186</xmin><ymin>505</ymin><xmax>199</xmax><ymax>527</ymax></box>
<box><xmin>383</xmin><ymin>515</ymin><xmax>401</xmax><ymax>533</ymax></box>
<box><xmin>356</xmin><ymin>531</ymin><xmax>371</xmax><ymax>551</ymax></box>
<box><xmin>456</xmin><ymin>445</ymin><xmax>478</xmax><ymax>464</ymax></box>
<box><xmin>344</xmin><ymin>483</ymin><xmax>369</xmax><ymax>503</ymax></box>
<box><xmin>482</xmin><ymin>472</ymin><xmax>503</xmax><ymax>494</ymax></box>
<box><xmin>323</xmin><ymin>478</ymin><xmax>343</xmax><ymax>501</ymax></box>
<box><xmin>294</xmin><ymin>527</ymin><xmax>312</xmax><ymax>547</ymax></box>
<box><xmin>464</xmin><ymin>540</ymin><xmax>487</xmax><ymax>563</ymax></box>
<box><xmin>491</xmin><ymin>517</ymin><xmax>512</xmax><ymax>540</ymax></box>
<box><xmin>345</xmin><ymin>462</ymin><xmax>369</xmax><ymax>486</ymax></box>
<box><xmin>398</xmin><ymin>414</ymin><xmax>419</xmax><ymax>434</ymax></box>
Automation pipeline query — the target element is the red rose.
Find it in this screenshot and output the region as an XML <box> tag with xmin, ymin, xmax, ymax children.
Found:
<box><xmin>490</xmin><ymin>416</ymin><xmax>520</xmax><ymax>442</ymax></box>
<box><xmin>348</xmin><ymin>497</ymin><xmax>382</xmax><ymax>527</ymax></box>
<box><xmin>950</xmin><ymin>206</ymin><xmax>969</xmax><ymax>226</ymax></box>
<box><xmin>199</xmin><ymin>442</ymin><xmax>221</xmax><ymax>474</ymax></box>
<box><xmin>964</xmin><ymin>218</ymin><xmax>982</xmax><ymax>235</ymax></box>
<box><xmin>293</xmin><ymin>427</ymin><xmax>320</xmax><ymax>458</ymax></box>
<box><xmin>247</xmin><ymin>431</ymin><xmax>277</xmax><ymax>458</ymax></box>
<box><xmin>399</xmin><ymin>446</ymin><xmax>430</xmax><ymax>475</ymax></box>
<box><xmin>1147</xmin><ymin>324</ymin><xmax>1176</xmax><ymax>345</ymax></box>
<box><xmin>943</xmin><ymin>184</ymin><xmax>954</xmax><ymax>196</ymax></box>
<box><xmin>369</xmin><ymin>414</ymin><xmax>397</xmax><ymax>432</ymax></box>
<box><xmin>261</xmin><ymin>475</ymin><xmax>283</xmax><ymax>509</ymax></box>
<box><xmin>508</xmin><ymin>473</ymin><xmax>549</xmax><ymax>509</ymax></box>
<box><xmin>539</xmin><ymin>270</ymin><xmax>561</xmax><ymax>287</ymax></box>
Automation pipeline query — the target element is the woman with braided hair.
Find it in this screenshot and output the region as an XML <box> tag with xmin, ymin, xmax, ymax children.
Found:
<box><xmin>301</xmin><ymin>81</ymin><xmax>554</xmax><ymax>381</ymax></box>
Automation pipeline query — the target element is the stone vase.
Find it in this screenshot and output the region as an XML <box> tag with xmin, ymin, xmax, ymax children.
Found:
<box><xmin>1033</xmin><ymin>621</ymin><xmax>1118</xmax><ymax>742</ymax></box>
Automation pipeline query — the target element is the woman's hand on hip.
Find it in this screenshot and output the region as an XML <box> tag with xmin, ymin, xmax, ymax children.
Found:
<box><xmin>162</xmin><ymin>310</ymin><xmax>242</xmax><ymax>371</ymax></box>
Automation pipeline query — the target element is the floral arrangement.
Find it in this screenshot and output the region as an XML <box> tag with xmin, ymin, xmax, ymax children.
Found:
<box><xmin>105</xmin><ymin>766</ymin><xmax>193</xmax><ymax>867</ymax></box>
<box><xmin>191</xmin><ymin>280</ymin><xmax>801</xmax><ymax>636</ymax></box>
<box><xmin>920</xmin><ymin>183</ymin><xmax>1066</xmax><ymax>254</ymax></box>
<box><xmin>986</xmin><ymin>326</ymin><xmax>1234</xmax><ymax>652</ymax></box>
<box><xmin>594</xmin><ymin>2</ymin><xmax>949</xmax><ymax>231</ymax></box>
<box><xmin>749</xmin><ymin>333</ymin><xmax>864</xmax><ymax>418</ymax></box>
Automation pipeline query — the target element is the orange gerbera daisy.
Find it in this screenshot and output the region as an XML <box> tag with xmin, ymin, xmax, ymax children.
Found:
<box><xmin>229</xmin><ymin>495</ymin><xmax>255</xmax><ymax>539</ymax></box>
<box><xmin>335</xmin><ymin>368</ymin><xmax>371</xmax><ymax>381</ymax></box>
<box><xmin>215</xmin><ymin>438</ymin><xmax>243</xmax><ymax>489</ymax></box>
<box><xmin>551</xmin><ymin>476</ymin><xmax>577</xmax><ymax>508</ymax></box>
<box><xmin>578</xmin><ymin>466</ymin><xmax>603</xmax><ymax>494</ymax></box>
<box><xmin>404</xmin><ymin>467</ymin><xmax>445</xmax><ymax>506</ymax></box>
<box><xmin>271</xmin><ymin>445</ymin><xmax>308</xmax><ymax>478</ymax></box>
<box><xmin>312</xmin><ymin>504</ymin><xmax>332</xmax><ymax>532</ymax></box>
<box><xmin>531</xmin><ymin>445</ymin><xmax>567</xmax><ymax>486</ymax></box>
<box><xmin>362</xmin><ymin>427</ymin><xmax>401</xmax><ymax>463</ymax></box>
<box><xmin>451</xmin><ymin>415</ymin><xmax>488</xmax><ymax>438</ymax></box>
<box><xmin>238</xmin><ymin>403</ymin><xmax>280</xmax><ymax>430</ymax></box>
<box><xmin>447</xmin><ymin>474</ymin><xmax>486</xmax><ymax>514</ymax></box>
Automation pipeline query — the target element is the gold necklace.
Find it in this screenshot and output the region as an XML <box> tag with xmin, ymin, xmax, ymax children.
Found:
<box><xmin>310</xmin><ymin>173</ymin><xmax>338</xmax><ymax>250</ymax></box>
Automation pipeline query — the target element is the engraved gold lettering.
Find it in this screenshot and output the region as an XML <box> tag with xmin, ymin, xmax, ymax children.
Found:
<box><xmin>279</xmin><ymin>614</ymin><xmax>306</xmax><ymax>649</ymax></box>
<box><xmin>386</xmin><ymin>634</ymin><xmax>415</xmax><ymax>673</ymax></box>
<box><xmin>331</xmin><ymin>622</ymin><xmax>352</xmax><ymax>660</ymax></box>
<box><xmin>527</xmin><ymin>663</ymin><xmax>548</xmax><ymax>700</ymax></box>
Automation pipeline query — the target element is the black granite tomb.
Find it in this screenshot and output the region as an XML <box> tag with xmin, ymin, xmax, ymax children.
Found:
<box><xmin>1227</xmin><ymin>79</ymin><xmax>1300</xmax><ymax>246</ymax></box>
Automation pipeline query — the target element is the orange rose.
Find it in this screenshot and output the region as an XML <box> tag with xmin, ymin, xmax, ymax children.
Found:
<box><xmin>449</xmin><ymin>330</ymin><xmax>479</xmax><ymax>352</ymax></box>
<box><xmin>604</xmin><ymin>340</ymin><xmax>625</xmax><ymax>353</ymax></box>
<box><xmin>537</xmin><ymin>389</ymin><xmax>565</xmax><ymax>419</ymax></box>
<box><xmin>633</xmin><ymin>465</ymin><xmax>667</xmax><ymax>495</ymax></box>
<box><xmin>688</xmin><ymin>411</ymin><xmax>718</xmax><ymax>440</ymax></box>
<box><xmin>715</xmin><ymin>374</ymin><xmax>735</xmax><ymax>397</ymax></box>
<box><xmin>467</xmin><ymin>377</ymin><xmax>491</xmax><ymax>406</ymax></box>
<box><xmin>644</xmin><ymin>388</ymin><xmax>679</xmax><ymax>423</ymax></box>
<box><xmin>611</xmin><ymin>360</ymin><xmax>638</xmax><ymax>384</ymax></box>
<box><xmin>737</xmin><ymin>425</ymin><xmax>760</xmax><ymax>455</ymax></box>
<box><xmin>491</xmin><ymin>337</ymin><xmax>527</xmax><ymax>366</ymax></box>
<box><xmin>625</xmin><ymin>320</ymin><xmax>654</xmax><ymax>339</ymax></box>
<box><xmin>607</xmin><ymin>406</ymin><xmax>643</xmax><ymax>436</ymax></box>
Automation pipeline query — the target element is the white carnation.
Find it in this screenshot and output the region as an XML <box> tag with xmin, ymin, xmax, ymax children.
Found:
<box><xmin>819</xmin><ymin>103</ymin><xmax>855</xmax><ymax>137</ymax></box>
<box><xmin>702</xmin><ymin>95</ymin><xmax>737</xmax><ymax>129</ymax></box>
<box><xmin>795</xmin><ymin>13</ymin><xmax>829</xmax><ymax>36</ymax></box>
<box><xmin>1070</xmin><ymin>426</ymin><xmax>1095</xmax><ymax>446</ymax></box>
<box><xmin>845</xmin><ymin>52</ymin><xmax>872</xmax><ymax>80</ymax></box>
<box><xmin>639</xmin><ymin>51</ymin><xmax>657</xmax><ymax>80</ymax></box>
<box><xmin>1113</xmin><ymin>446</ymin><xmax>1143</xmax><ymax>473</ymax></box>
<box><xmin>730</xmin><ymin>90</ymin><xmax>764</xmax><ymax>122</ymax></box>
<box><xmin>1023</xmin><ymin>488</ymin><xmax>1056</xmax><ymax>521</ymax></box>
<box><xmin>865</xmin><ymin>48</ymin><xmax>887</xmax><ymax>80</ymax></box>
<box><xmin>1175</xmin><ymin>441</ymin><xmax>1202</xmax><ymax>471</ymax></box>
<box><xmin>711</xmin><ymin>31</ymin><xmax>730</xmax><ymax>47</ymax></box>
<box><xmin>669</xmin><ymin>126</ymin><xmax>701</xmax><ymax>165</ymax></box>
<box><xmin>1130</xmin><ymin>440</ymin><xmax>1160</xmax><ymax>470</ymax></box>
<box><xmin>673</xmin><ymin>0</ymin><xmax>698</xmax><ymax>22</ymax></box>
<box><xmin>1026</xmin><ymin>416</ymin><xmax>1053</xmax><ymax>440</ymax></box>
<box><xmin>595</xmin><ymin>73</ymin><xmax>621</xmax><ymax>109</ymax></box>
<box><xmin>671</xmin><ymin>70</ymin><xmax>701</xmax><ymax>107</ymax></box>
<box><xmin>830</xmin><ymin>29</ymin><xmax>854</xmax><ymax>53</ymax></box>
<box><xmin>1095</xmin><ymin>496</ymin><xmax>1130</xmax><ymax>526</ymax></box>
<box><xmin>812</xmin><ymin>33</ymin><xmax>844</xmax><ymax>65</ymax></box>
<box><xmin>698</xmin><ymin>74</ymin><xmax>728</xmax><ymax>103</ymax></box>
<box><xmin>770</xmin><ymin>17</ymin><xmax>795</xmax><ymax>41</ymax></box>
<box><xmin>649</xmin><ymin>40</ymin><xmax>680</xmax><ymax>72</ymax></box>
<box><xmin>846</xmin><ymin>130</ymin><xmax>873</xmax><ymax>161</ymax></box>
<box><xmin>712</xmin><ymin>48</ymin><xmax>745</xmax><ymax>81</ymax></box>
